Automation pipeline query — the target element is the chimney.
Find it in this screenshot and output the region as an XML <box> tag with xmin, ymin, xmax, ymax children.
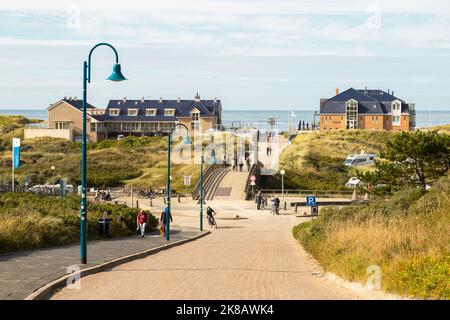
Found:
<box><xmin>335</xmin><ymin>88</ymin><xmax>340</xmax><ymax>96</ymax></box>
<box><xmin>141</xmin><ymin>97</ymin><xmax>145</xmax><ymax>103</ymax></box>
<box><xmin>177</xmin><ymin>97</ymin><xmax>181</xmax><ymax>103</ymax></box>
<box><xmin>159</xmin><ymin>97</ymin><xmax>163</xmax><ymax>103</ymax></box>
<box><xmin>213</xmin><ymin>97</ymin><xmax>218</xmax><ymax>103</ymax></box>
<box><xmin>194</xmin><ymin>92</ymin><xmax>200</xmax><ymax>102</ymax></box>
<box><xmin>388</xmin><ymin>89</ymin><xmax>390</xmax><ymax>94</ymax></box>
<box><xmin>392</xmin><ymin>91</ymin><xmax>395</xmax><ymax>96</ymax></box>
<box><xmin>123</xmin><ymin>97</ymin><xmax>127</xmax><ymax>103</ymax></box>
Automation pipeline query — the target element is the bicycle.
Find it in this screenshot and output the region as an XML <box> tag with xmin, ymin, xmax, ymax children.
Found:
<box><xmin>207</xmin><ymin>213</ymin><xmax>218</xmax><ymax>228</ymax></box>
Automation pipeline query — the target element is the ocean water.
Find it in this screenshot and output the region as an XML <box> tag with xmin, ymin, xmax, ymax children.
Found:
<box><xmin>0</xmin><ymin>109</ymin><xmax>449</xmax><ymax>131</ymax></box>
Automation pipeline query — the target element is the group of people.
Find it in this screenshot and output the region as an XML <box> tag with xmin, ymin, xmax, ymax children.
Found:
<box><xmin>255</xmin><ymin>191</ymin><xmax>281</xmax><ymax>215</ymax></box>
<box><xmin>135</xmin><ymin>205</ymin><xmax>217</xmax><ymax>238</ymax></box>
<box><xmin>94</xmin><ymin>190</ymin><xmax>111</xmax><ymax>202</ymax></box>
<box><xmin>230</xmin><ymin>151</ymin><xmax>252</xmax><ymax>172</ymax></box>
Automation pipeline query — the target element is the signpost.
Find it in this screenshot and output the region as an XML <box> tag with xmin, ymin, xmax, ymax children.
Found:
<box><xmin>184</xmin><ymin>175</ymin><xmax>191</xmax><ymax>198</ymax></box>
<box><xmin>306</xmin><ymin>195</ymin><xmax>317</xmax><ymax>220</ymax></box>
<box><xmin>250</xmin><ymin>175</ymin><xmax>256</xmax><ymax>198</ymax></box>
<box><xmin>12</xmin><ymin>138</ymin><xmax>20</xmax><ymax>192</ymax></box>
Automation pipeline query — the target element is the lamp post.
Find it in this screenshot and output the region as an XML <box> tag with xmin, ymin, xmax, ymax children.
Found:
<box><xmin>80</xmin><ymin>43</ymin><xmax>126</xmax><ymax>264</ymax></box>
<box><xmin>280</xmin><ymin>169</ymin><xmax>285</xmax><ymax>199</ymax></box>
<box><xmin>166</xmin><ymin>124</ymin><xmax>191</xmax><ymax>241</ymax></box>
<box><xmin>51</xmin><ymin>165</ymin><xmax>55</xmax><ymax>196</ymax></box>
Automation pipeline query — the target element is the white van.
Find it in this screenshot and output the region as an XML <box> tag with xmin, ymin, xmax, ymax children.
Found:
<box><xmin>344</xmin><ymin>152</ymin><xmax>376</xmax><ymax>167</ymax></box>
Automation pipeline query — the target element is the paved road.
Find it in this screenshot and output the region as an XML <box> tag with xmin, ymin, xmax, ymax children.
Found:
<box><xmin>52</xmin><ymin>200</ymin><xmax>381</xmax><ymax>300</ymax></box>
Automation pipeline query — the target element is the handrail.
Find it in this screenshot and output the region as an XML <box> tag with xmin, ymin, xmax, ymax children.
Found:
<box><xmin>244</xmin><ymin>161</ymin><xmax>264</xmax><ymax>200</ymax></box>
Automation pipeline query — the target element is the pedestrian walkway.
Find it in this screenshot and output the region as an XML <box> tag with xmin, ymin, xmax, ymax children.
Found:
<box><xmin>0</xmin><ymin>226</ymin><xmax>203</xmax><ymax>300</ymax></box>
<box><xmin>52</xmin><ymin>199</ymin><xmax>396</xmax><ymax>300</ymax></box>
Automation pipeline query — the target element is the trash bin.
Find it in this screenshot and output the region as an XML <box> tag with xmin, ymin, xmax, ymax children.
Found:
<box><xmin>98</xmin><ymin>218</ymin><xmax>112</xmax><ymax>237</ymax></box>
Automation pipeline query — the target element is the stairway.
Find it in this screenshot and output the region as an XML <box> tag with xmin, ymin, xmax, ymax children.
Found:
<box><xmin>192</xmin><ymin>165</ymin><xmax>229</xmax><ymax>201</ymax></box>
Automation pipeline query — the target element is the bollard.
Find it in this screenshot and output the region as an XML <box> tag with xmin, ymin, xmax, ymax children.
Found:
<box><xmin>295</xmin><ymin>203</ymin><xmax>298</xmax><ymax>213</ymax></box>
<box><xmin>364</xmin><ymin>192</ymin><xmax>370</xmax><ymax>201</ymax></box>
<box><xmin>163</xmin><ymin>197</ymin><xmax>166</xmax><ymax>204</ymax></box>
<box><xmin>352</xmin><ymin>189</ymin><xmax>357</xmax><ymax>201</ymax></box>
<box><xmin>136</xmin><ymin>200</ymin><xmax>139</xmax><ymax>208</ymax></box>
<box><xmin>284</xmin><ymin>201</ymin><xmax>287</xmax><ymax>211</ymax></box>
<box><xmin>150</xmin><ymin>198</ymin><xmax>153</xmax><ymax>207</ymax></box>
<box><xmin>178</xmin><ymin>194</ymin><xmax>180</xmax><ymax>203</ymax></box>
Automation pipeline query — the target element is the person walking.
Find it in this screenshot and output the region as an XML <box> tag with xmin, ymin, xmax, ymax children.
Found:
<box><xmin>271</xmin><ymin>196</ymin><xmax>280</xmax><ymax>215</ymax></box>
<box><xmin>136</xmin><ymin>209</ymin><xmax>149</xmax><ymax>238</ymax></box>
<box><xmin>255</xmin><ymin>191</ymin><xmax>263</xmax><ymax>210</ymax></box>
<box><xmin>246</xmin><ymin>157</ymin><xmax>251</xmax><ymax>172</ymax></box>
<box><xmin>239</xmin><ymin>158</ymin><xmax>244</xmax><ymax>172</ymax></box>
<box><xmin>159</xmin><ymin>207</ymin><xmax>173</xmax><ymax>237</ymax></box>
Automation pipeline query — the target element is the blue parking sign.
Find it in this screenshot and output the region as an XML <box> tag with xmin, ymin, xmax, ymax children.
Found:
<box><xmin>306</xmin><ymin>196</ymin><xmax>316</xmax><ymax>206</ymax></box>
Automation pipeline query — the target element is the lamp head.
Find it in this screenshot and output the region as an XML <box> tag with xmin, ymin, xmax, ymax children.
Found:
<box><xmin>107</xmin><ymin>63</ymin><xmax>127</xmax><ymax>82</ymax></box>
<box><xmin>280</xmin><ymin>169</ymin><xmax>285</xmax><ymax>175</ymax></box>
<box><xmin>183</xmin><ymin>134</ymin><xmax>191</xmax><ymax>145</ymax></box>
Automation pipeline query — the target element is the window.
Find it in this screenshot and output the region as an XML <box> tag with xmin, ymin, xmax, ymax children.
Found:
<box><xmin>123</xmin><ymin>122</ymin><xmax>139</xmax><ymax>131</ymax></box>
<box><xmin>55</xmin><ymin>122</ymin><xmax>69</xmax><ymax>129</ymax></box>
<box><xmin>146</xmin><ymin>109</ymin><xmax>157</xmax><ymax>116</ymax></box>
<box><xmin>160</xmin><ymin>122</ymin><xmax>176</xmax><ymax>132</ymax></box>
<box><xmin>164</xmin><ymin>109</ymin><xmax>175</xmax><ymax>117</ymax></box>
<box><xmin>141</xmin><ymin>122</ymin><xmax>158</xmax><ymax>132</ymax></box>
<box><xmin>128</xmin><ymin>109</ymin><xmax>138</xmax><ymax>116</ymax></box>
<box><xmin>109</xmin><ymin>109</ymin><xmax>120</xmax><ymax>116</ymax></box>
<box><xmin>346</xmin><ymin>100</ymin><xmax>358</xmax><ymax>129</ymax></box>
<box><xmin>191</xmin><ymin>112</ymin><xmax>200</xmax><ymax>121</ymax></box>
<box><xmin>90</xmin><ymin>123</ymin><xmax>96</xmax><ymax>132</ymax></box>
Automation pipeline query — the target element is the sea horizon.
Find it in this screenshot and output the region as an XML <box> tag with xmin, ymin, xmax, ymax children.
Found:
<box><xmin>1</xmin><ymin>108</ymin><xmax>449</xmax><ymax>130</ymax></box>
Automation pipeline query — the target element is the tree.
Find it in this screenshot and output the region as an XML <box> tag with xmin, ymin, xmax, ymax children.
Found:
<box><xmin>358</xmin><ymin>131</ymin><xmax>450</xmax><ymax>191</ymax></box>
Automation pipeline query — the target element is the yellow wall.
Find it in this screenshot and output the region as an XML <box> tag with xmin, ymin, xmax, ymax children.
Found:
<box><xmin>48</xmin><ymin>101</ymin><xmax>99</xmax><ymax>142</ymax></box>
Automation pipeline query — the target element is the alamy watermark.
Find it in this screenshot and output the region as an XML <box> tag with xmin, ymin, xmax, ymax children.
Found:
<box><xmin>366</xmin><ymin>265</ymin><xmax>381</xmax><ymax>290</ymax></box>
<box><xmin>66</xmin><ymin>264</ymin><xmax>81</xmax><ymax>290</ymax></box>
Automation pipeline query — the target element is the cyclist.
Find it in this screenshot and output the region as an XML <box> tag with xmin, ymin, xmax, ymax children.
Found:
<box><xmin>206</xmin><ymin>206</ymin><xmax>217</xmax><ymax>228</ymax></box>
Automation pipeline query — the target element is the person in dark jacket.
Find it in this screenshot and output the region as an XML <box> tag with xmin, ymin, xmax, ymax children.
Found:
<box><xmin>159</xmin><ymin>207</ymin><xmax>173</xmax><ymax>237</ymax></box>
<box><xmin>271</xmin><ymin>196</ymin><xmax>280</xmax><ymax>215</ymax></box>
<box><xmin>255</xmin><ymin>191</ymin><xmax>263</xmax><ymax>210</ymax></box>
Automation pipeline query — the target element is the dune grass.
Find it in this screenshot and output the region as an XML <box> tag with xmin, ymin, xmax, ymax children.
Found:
<box><xmin>293</xmin><ymin>176</ymin><xmax>450</xmax><ymax>299</ymax></box>
<box><xmin>274</xmin><ymin>130</ymin><xmax>392</xmax><ymax>190</ymax></box>
<box><xmin>0</xmin><ymin>192</ymin><xmax>159</xmax><ymax>254</ymax></box>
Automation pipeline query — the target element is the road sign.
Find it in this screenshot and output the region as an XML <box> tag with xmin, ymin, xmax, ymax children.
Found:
<box><xmin>250</xmin><ymin>175</ymin><xmax>256</xmax><ymax>182</ymax></box>
<box><xmin>306</xmin><ymin>195</ymin><xmax>316</xmax><ymax>206</ymax></box>
<box><xmin>250</xmin><ymin>181</ymin><xmax>256</xmax><ymax>186</ymax></box>
<box><xmin>184</xmin><ymin>176</ymin><xmax>191</xmax><ymax>186</ymax></box>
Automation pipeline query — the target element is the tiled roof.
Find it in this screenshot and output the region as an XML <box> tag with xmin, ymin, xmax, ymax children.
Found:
<box><xmin>103</xmin><ymin>98</ymin><xmax>221</xmax><ymax>121</ymax></box>
<box><xmin>321</xmin><ymin>88</ymin><xmax>410</xmax><ymax>114</ymax></box>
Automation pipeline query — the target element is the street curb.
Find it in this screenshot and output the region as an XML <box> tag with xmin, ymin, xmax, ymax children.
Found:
<box><xmin>24</xmin><ymin>230</ymin><xmax>210</xmax><ymax>300</ymax></box>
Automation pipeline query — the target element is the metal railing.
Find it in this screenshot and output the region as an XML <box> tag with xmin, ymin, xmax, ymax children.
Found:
<box><xmin>259</xmin><ymin>189</ymin><xmax>354</xmax><ymax>198</ymax></box>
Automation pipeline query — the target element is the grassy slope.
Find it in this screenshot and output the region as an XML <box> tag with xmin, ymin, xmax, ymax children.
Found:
<box><xmin>0</xmin><ymin>115</ymin><xmax>201</xmax><ymax>191</ymax></box>
<box><xmin>293</xmin><ymin>176</ymin><xmax>450</xmax><ymax>299</ymax></box>
<box><xmin>0</xmin><ymin>193</ymin><xmax>159</xmax><ymax>253</ymax></box>
<box><xmin>276</xmin><ymin>130</ymin><xmax>392</xmax><ymax>190</ymax></box>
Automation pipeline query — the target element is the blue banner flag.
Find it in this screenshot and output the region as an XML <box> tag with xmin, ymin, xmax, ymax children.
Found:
<box><xmin>12</xmin><ymin>138</ymin><xmax>20</xmax><ymax>169</ymax></box>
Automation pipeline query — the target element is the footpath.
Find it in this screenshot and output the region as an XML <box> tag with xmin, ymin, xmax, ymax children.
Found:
<box><xmin>0</xmin><ymin>225</ymin><xmax>205</xmax><ymax>300</ymax></box>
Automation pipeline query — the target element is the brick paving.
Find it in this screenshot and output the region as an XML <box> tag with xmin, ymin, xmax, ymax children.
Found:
<box><xmin>0</xmin><ymin>226</ymin><xmax>202</xmax><ymax>300</ymax></box>
<box><xmin>51</xmin><ymin>200</ymin><xmax>387</xmax><ymax>300</ymax></box>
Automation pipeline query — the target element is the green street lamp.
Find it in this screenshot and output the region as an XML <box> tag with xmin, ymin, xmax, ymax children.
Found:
<box><xmin>80</xmin><ymin>43</ymin><xmax>126</xmax><ymax>264</ymax></box>
<box><xmin>166</xmin><ymin>124</ymin><xmax>191</xmax><ymax>241</ymax></box>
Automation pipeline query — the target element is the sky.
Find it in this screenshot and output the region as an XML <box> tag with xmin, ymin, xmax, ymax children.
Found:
<box><xmin>0</xmin><ymin>0</ymin><xmax>450</xmax><ymax>111</ymax></box>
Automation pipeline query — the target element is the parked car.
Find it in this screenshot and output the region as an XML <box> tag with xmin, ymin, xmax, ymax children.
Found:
<box><xmin>344</xmin><ymin>152</ymin><xmax>376</xmax><ymax>167</ymax></box>
<box><xmin>345</xmin><ymin>177</ymin><xmax>361</xmax><ymax>188</ymax></box>
<box><xmin>117</xmin><ymin>134</ymin><xmax>124</xmax><ymax>140</ymax></box>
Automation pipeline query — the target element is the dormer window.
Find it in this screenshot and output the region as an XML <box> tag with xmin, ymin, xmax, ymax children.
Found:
<box><xmin>109</xmin><ymin>108</ymin><xmax>120</xmax><ymax>116</ymax></box>
<box><xmin>191</xmin><ymin>111</ymin><xmax>200</xmax><ymax>121</ymax></box>
<box><xmin>128</xmin><ymin>108</ymin><xmax>138</xmax><ymax>116</ymax></box>
<box><xmin>164</xmin><ymin>109</ymin><xmax>175</xmax><ymax>117</ymax></box>
<box><xmin>146</xmin><ymin>108</ymin><xmax>157</xmax><ymax>116</ymax></box>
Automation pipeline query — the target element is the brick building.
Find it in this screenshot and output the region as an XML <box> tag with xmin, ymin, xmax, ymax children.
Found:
<box><xmin>320</xmin><ymin>88</ymin><xmax>416</xmax><ymax>131</ymax></box>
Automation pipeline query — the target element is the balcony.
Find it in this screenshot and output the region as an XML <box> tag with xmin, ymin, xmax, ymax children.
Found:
<box><xmin>24</xmin><ymin>122</ymin><xmax>73</xmax><ymax>141</ymax></box>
